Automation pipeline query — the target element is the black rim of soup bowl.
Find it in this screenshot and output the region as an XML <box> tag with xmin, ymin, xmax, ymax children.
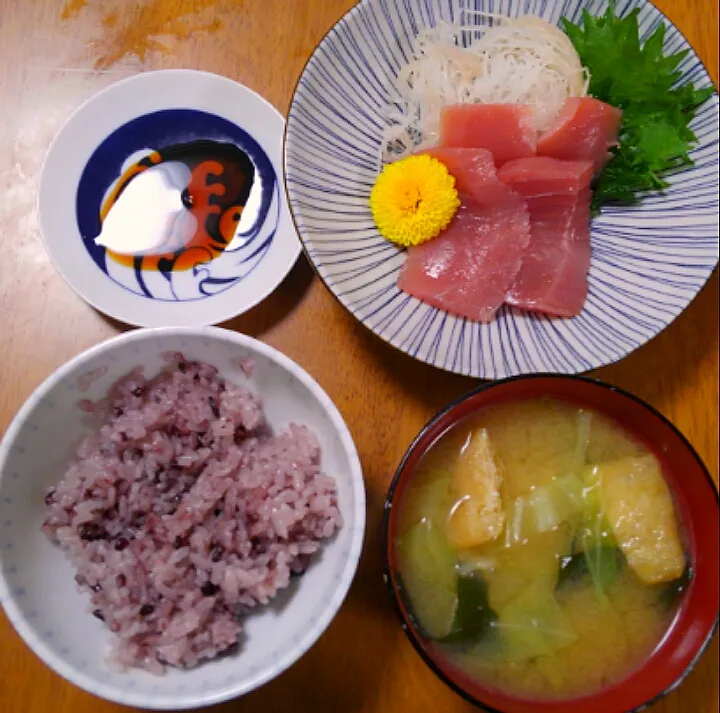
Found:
<box><xmin>381</xmin><ymin>373</ymin><xmax>720</xmax><ymax>713</ymax></box>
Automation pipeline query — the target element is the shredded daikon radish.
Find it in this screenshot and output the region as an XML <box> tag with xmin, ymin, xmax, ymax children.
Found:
<box><xmin>381</xmin><ymin>13</ymin><xmax>590</xmax><ymax>162</ymax></box>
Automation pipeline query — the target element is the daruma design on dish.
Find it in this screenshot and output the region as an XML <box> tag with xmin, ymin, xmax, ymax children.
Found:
<box><xmin>77</xmin><ymin>109</ymin><xmax>280</xmax><ymax>302</ymax></box>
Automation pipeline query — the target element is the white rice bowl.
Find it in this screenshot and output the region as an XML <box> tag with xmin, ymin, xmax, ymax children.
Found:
<box><xmin>0</xmin><ymin>327</ymin><xmax>365</xmax><ymax>709</ymax></box>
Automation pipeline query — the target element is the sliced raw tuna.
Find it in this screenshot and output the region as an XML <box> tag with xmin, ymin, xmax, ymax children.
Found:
<box><xmin>421</xmin><ymin>147</ymin><xmax>513</xmax><ymax>204</ymax></box>
<box><xmin>497</xmin><ymin>157</ymin><xmax>594</xmax><ymax>197</ymax></box>
<box><xmin>398</xmin><ymin>172</ymin><xmax>531</xmax><ymax>323</ymax></box>
<box><xmin>438</xmin><ymin>104</ymin><xmax>537</xmax><ymax>166</ymax></box>
<box><xmin>505</xmin><ymin>189</ymin><xmax>592</xmax><ymax>317</ymax></box>
<box><xmin>537</xmin><ymin>97</ymin><xmax>622</xmax><ymax>171</ymax></box>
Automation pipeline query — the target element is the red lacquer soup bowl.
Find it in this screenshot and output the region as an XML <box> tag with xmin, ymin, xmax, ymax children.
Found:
<box><xmin>383</xmin><ymin>374</ymin><xmax>719</xmax><ymax>713</ymax></box>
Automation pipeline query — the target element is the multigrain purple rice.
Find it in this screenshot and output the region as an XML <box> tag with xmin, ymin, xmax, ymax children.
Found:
<box><xmin>42</xmin><ymin>356</ymin><xmax>342</xmax><ymax>674</ymax></box>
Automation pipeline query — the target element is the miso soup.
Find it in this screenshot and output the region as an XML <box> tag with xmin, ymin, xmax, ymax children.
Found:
<box><xmin>394</xmin><ymin>398</ymin><xmax>689</xmax><ymax>701</ymax></box>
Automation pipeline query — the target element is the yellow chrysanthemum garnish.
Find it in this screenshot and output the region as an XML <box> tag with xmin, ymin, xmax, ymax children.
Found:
<box><xmin>370</xmin><ymin>155</ymin><xmax>460</xmax><ymax>247</ymax></box>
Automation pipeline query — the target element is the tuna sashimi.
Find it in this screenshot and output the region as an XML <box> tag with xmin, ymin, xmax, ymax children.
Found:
<box><xmin>537</xmin><ymin>97</ymin><xmax>622</xmax><ymax>171</ymax></box>
<box><xmin>421</xmin><ymin>148</ymin><xmax>513</xmax><ymax>204</ymax></box>
<box><xmin>505</xmin><ymin>190</ymin><xmax>592</xmax><ymax>317</ymax></box>
<box><xmin>497</xmin><ymin>157</ymin><xmax>594</xmax><ymax>197</ymax></box>
<box><xmin>438</xmin><ymin>104</ymin><xmax>537</xmax><ymax>166</ymax></box>
<box><xmin>398</xmin><ymin>188</ymin><xmax>531</xmax><ymax>322</ymax></box>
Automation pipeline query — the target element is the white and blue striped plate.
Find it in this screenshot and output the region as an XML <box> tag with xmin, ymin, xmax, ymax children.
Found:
<box><xmin>284</xmin><ymin>0</ymin><xmax>719</xmax><ymax>379</ymax></box>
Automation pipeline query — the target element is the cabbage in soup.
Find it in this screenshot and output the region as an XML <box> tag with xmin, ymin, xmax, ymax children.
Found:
<box><xmin>394</xmin><ymin>398</ymin><xmax>690</xmax><ymax>700</ymax></box>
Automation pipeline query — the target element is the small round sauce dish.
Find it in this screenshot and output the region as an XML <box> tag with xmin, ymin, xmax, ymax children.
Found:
<box><xmin>39</xmin><ymin>70</ymin><xmax>300</xmax><ymax>327</ymax></box>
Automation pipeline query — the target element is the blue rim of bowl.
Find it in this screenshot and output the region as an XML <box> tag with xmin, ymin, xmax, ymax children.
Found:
<box><xmin>381</xmin><ymin>372</ymin><xmax>720</xmax><ymax>713</ymax></box>
<box><xmin>282</xmin><ymin>0</ymin><xmax>720</xmax><ymax>379</ymax></box>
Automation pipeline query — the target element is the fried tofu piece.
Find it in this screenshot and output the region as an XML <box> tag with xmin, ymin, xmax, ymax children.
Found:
<box><xmin>447</xmin><ymin>428</ymin><xmax>505</xmax><ymax>549</ymax></box>
<box><xmin>596</xmin><ymin>454</ymin><xmax>685</xmax><ymax>584</ymax></box>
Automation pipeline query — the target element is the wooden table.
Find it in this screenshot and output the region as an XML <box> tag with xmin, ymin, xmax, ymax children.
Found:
<box><xmin>0</xmin><ymin>0</ymin><xmax>717</xmax><ymax>711</ymax></box>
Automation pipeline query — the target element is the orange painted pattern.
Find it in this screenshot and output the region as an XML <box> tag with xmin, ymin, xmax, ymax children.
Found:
<box><xmin>101</xmin><ymin>144</ymin><xmax>251</xmax><ymax>272</ymax></box>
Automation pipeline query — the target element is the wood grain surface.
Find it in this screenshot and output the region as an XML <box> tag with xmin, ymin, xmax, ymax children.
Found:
<box><xmin>0</xmin><ymin>1</ymin><xmax>717</xmax><ymax>712</ymax></box>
